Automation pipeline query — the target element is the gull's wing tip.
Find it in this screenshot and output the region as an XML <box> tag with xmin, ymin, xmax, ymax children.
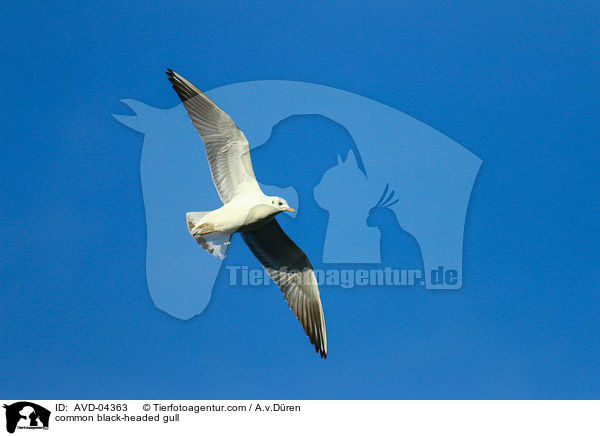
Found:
<box><xmin>165</xmin><ymin>68</ymin><xmax>202</xmax><ymax>103</ymax></box>
<box><xmin>315</xmin><ymin>338</ymin><xmax>327</xmax><ymax>359</ymax></box>
<box><xmin>165</xmin><ymin>68</ymin><xmax>181</xmax><ymax>81</ymax></box>
<box><xmin>165</xmin><ymin>68</ymin><xmax>181</xmax><ymax>86</ymax></box>
<box><xmin>309</xmin><ymin>326</ymin><xmax>327</xmax><ymax>359</ymax></box>
<box><xmin>165</xmin><ymin>68</ymin><xmax>189</xmax><ymax>84</ymax></box>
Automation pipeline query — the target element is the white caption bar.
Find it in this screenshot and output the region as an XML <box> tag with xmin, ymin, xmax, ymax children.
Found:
<box><xmin>0</xmin><ymin>400</ymin><xmax>598</xmax><ymax>435</ymax></box>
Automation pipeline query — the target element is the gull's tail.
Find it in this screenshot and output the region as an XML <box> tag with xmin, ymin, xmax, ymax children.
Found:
<box><xmin>187</xmin><ymin>212</ymin><xmax>232</xmax><ymax>260</ymax></box>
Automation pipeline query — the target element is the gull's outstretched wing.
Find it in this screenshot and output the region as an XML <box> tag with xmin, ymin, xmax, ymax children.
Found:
<box><xmin>241</xmin><ymin>219</ymin><xmax>327</xmax><ymax>358</ymax></box>
<box><xmin>167</xmin><ymin>69</ymin><xmax>261</xmax><ymax>203</ymax></box>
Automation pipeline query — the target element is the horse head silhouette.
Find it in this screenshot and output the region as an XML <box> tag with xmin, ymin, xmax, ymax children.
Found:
<box><xmin>113</xmin><ymin>79</ymin><xmax>481</xmax><ymax>319</ymax></box>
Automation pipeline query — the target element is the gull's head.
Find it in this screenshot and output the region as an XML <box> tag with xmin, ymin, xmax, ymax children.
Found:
<box><xmin>269</xmin><ymin>196</ymin><xmax>296</xmax><ymax>214</ymax></box>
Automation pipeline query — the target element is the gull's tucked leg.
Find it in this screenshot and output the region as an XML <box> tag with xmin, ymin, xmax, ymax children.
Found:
<box><xmin>192</xmin><ymin>222</ymin><xmax>208</xmax><ymax>232</ymax></box>
<box><xmin>199</xmin><ymin>229</ymin><xmax>217</xmax><ymax>235</ymax></box>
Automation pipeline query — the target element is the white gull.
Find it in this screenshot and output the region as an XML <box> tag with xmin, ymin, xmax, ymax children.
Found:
<box><xmin>167</xmin><ymin>69</ymin><xmax>327</xmax><ymax>358</ymax></box>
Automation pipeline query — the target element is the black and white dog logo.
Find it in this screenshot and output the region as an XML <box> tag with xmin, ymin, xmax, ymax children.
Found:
<box><xmin>3</xmin><ymin>402</ymin><xmax>50</xmax><ymax>433</ymax></box>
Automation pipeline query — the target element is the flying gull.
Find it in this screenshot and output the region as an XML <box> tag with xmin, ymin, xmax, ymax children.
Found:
<box><xmin>166</xmin><ymin>69</ymin><xmax>327</xmax><ymax>358</ymax></box>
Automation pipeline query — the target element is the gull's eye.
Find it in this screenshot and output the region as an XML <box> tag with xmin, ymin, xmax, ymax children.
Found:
<box><xmin>279</xmin><ymin>201</ymin><xmax>283</xmax><ymax>206</ymax></box>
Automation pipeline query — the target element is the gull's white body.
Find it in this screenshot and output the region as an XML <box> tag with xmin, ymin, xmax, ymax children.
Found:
<box><xmin>193</xmin><ymin>193</ymin><xmax>276</xmax><ymax>233</ymax></box>
<box><xmin>186</xmin><ymin>190</ymin><xmax>293</xmax><ymax>260</ymax></box>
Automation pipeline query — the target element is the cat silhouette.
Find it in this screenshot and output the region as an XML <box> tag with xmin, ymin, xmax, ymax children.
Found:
<box><xmin>315</xmin><ymin>150</ymin><xmax>382</xmax><ymax>263</ymax></box>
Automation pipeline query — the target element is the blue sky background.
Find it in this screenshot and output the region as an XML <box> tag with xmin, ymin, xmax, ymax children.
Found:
<box><xmin>1</xmin><ymin>1</ymin><xmax>598</xmax><ymax>399</ymax></box>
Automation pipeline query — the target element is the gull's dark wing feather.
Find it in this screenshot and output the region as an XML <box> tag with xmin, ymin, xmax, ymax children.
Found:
<box><xmin>241</xmin><ymin>219</ymin><xmax>328</xmax><ymax>358</ymax></box>
<box><xmin>166</xmin><ymin>69</ymin><xmax>261</xmax><ymax>203</ymax></box>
